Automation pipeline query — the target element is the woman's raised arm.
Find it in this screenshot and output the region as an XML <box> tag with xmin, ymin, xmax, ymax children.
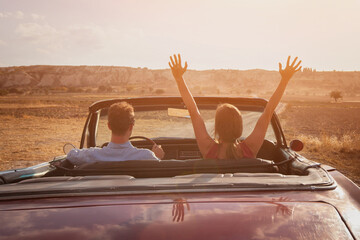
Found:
<box><xmin>169</xmin><ymin>54</ymin><xmax>215</xmax><ymax>157</ymax></box>
<box><xmin>243</xmin><ymin>56</ymin><xmax>302</xmax><ymax>157</ymax></box>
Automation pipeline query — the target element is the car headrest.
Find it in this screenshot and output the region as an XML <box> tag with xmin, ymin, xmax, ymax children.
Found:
<box><xmin>63</xmin><ymin>158</ymin><xmax>278</xmax><ymax>177</ymax></box>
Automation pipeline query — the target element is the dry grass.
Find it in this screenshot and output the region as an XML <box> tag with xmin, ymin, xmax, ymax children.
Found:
<box><xmin>298</xmin><ymin>132</ymin><xmax>359</xmax><ymax>154</ymax></box>
<box><xmin>297</xmin><ymin>133</ymin><xmax>360</xmax><ymax>183</ymax></box>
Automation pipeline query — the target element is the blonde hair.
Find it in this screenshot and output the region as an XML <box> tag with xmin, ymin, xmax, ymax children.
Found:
<box><xmin>214</xmin><ymin>103</ymin><xmax>243</xmax><ymax>159</ymax></box>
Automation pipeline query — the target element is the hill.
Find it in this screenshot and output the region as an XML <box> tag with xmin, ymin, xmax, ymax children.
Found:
<box><xmin>0</xmin><ymin>65</ymin><xmax>359</xmax><ymax>97</ymax></box>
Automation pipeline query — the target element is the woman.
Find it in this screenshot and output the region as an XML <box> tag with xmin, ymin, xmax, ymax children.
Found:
<box><xmin>169</xmin><ymin>54</ymin><xmax>301</xmax><ymax>159</ymax></box>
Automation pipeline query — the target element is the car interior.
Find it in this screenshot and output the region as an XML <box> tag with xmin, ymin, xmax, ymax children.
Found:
<box><xmin>0</xmin><ymin>98</ymin><xmax>331</xmax><ymax>185</ymax></box>
<box><xmin>57</xmin><ymin>102</ymin><xmax>292</xmax><ymax>177</ymax></box>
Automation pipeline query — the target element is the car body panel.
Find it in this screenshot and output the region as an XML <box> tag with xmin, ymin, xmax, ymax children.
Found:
<box><xmin>0</xmin><ymin>190</ymin><xmax>356</xmax><ymax>240</ymax></box>
<box><xmin>0</xmin><ymin>169</ymin><xmax>359</xmax><ymax>239</ymax></box>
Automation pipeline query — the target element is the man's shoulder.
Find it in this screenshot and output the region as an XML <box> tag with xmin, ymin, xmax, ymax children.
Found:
<box><xmin>67</xmin><ymin>147</ymin><xmax>102</xmax><ymax>160</ymax></box>
<box><xmin>69</xmin><ymin>147</ymin><xmax>102</xmax><ymax>154</ymax></box>
<box><xmin>132</xmin><ymin>147</ymin><xmax>158</xmax><ymax>160</ymax></box>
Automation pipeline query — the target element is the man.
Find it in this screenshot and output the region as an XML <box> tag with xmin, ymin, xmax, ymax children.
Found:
<box><xmin>67</xmin><ymin>102</ymin><xmax>164</xmax><ymax>166</ymax></box>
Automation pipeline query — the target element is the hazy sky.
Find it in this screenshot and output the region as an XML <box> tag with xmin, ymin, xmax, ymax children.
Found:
<box><xmin>1</xmin><ymin>0</ymin><xmax>360</xmax><ymax>70</ymax></box>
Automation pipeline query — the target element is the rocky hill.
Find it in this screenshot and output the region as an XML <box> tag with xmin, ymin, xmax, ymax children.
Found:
<box><xmin>0</xmin><ymin>65</ymin><xmax>359</xmax><ymax>96</ymax></box>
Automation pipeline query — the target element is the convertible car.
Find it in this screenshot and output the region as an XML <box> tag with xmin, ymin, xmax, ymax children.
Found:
<box><xmin>0</xmin><ymin>97</ymin><xmax>359</xmax><ymax>239</ymax></box>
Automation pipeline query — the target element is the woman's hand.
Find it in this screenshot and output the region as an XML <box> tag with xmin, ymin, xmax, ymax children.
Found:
<box><xmin>169</xmin><ymin>54</ymin><xmax>188</xmax><ymax>80</ymax></box>
<box><xmin>279</xmin><ymin>56</ymin><xmax>302</xmax><ymax>82</ymax></box>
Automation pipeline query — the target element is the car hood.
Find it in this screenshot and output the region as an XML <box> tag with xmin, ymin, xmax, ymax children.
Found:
<box><xmin>0</xmin><ymin>198</ymin><xmax>353</xmax><ymax>240</ymax></box>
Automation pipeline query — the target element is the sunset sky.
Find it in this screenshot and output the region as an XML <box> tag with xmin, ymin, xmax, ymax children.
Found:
<box><xmin>1</xmin><ymin>0</ymin><xmax>360</xmax><ymax>70</ymax></box>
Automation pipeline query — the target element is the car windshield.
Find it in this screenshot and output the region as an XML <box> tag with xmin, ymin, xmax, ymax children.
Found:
<box><xmin>96</xmin><ymin>108</ymin><xmax>276</xmax><ymax>146</ymax></box>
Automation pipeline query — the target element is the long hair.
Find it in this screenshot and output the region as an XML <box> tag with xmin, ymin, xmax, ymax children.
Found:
<box><xmin>214</xmin><ymin>103</ymin><xmax>243</xmax><ymax>159</ymax></box>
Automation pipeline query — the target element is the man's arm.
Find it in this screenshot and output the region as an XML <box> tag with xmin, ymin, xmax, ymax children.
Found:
<box><xmin>152</xmin><ymin>144</ymin><xmax>165</xmax><ymax>159</ymax></box>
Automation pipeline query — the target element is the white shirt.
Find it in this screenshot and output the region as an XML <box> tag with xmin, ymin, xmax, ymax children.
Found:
<box><xmin>67</xmin><ymin>141</ymin><xmax>159</xmax><ymax>166</ymax></box>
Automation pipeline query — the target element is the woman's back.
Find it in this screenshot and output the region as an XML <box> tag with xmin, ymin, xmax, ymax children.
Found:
<box><xmin>205</xmin><ymin>141</ymin><xmax>255</xmax><ymax>160</ymax></box>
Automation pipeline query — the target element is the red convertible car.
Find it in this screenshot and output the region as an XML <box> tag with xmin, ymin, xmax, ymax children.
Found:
<box><xmin>0</xmin><ymin>97</ymin><xmax>359</xmax><ymax>239</ymax></box>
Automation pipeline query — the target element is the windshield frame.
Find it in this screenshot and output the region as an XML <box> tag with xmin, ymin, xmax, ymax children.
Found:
<box><xmin>80</xmin><ymin>97</ymin><xmax>286</xmax><ymax>149</ymax></box>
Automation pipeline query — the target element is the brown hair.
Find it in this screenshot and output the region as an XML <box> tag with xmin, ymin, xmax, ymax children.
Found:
<box><xmin>108</xmin><ymin>102</ymin><xmax>135</xmax><ymax>135</ymax></box>
<box><xmin>214</xmin><ymin>103</ymin><xmax>243</xmax><ymax>159</ymax></box>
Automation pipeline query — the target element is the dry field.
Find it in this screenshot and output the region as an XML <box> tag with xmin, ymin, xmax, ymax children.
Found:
<box><xmin>0</xmin><ymin>93</ymin><xmax>139</xmax><ymax>169</ymax></box>
<box><xmin>278</xmin><ymin>101</ymin><xmax>360</xmax><ymax>185</ymax></box>
<box><xmin>0</xmin><ymin>94</ymin><xmax>359</xmax><ymax>185</ymax></box>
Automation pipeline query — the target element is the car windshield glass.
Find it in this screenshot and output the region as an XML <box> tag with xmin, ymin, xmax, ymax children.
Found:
<box><xmin>96</xmin><ymin>108</ymin><xmax>276</xmax><ymax>146</ymax></box>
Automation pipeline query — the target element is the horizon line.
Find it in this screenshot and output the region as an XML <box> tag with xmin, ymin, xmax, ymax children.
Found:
<box><xmin>1</xmin><ymin>64</ymin><xmax>359</xmax><ymax>72</ymax></box>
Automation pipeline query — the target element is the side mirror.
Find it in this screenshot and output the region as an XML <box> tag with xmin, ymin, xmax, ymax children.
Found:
<box><xmin>290</xmin><ymin>139</ymin><xmax>304</xmax><ymax>152</ymax></box>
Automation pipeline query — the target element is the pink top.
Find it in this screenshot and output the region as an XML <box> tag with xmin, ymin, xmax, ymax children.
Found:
<box><xmin>205</xmin><ymin>141</ymin><xmax>255</xmax><ymax>159</ymax></box>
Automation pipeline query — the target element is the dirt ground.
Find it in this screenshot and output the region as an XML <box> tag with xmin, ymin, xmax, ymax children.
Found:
<box><xmin>279</xmin><ymin>101</ymin><xmax>360</xmax><ymax>138</ymax></box>
<box><xmin>0</xmin><ymin>94</ymin><xmax>92</xmax><ymax>169</ymax></box>
<box><xmin>0</xmin><ymin>94</ymin><xmax>359</xmax><ymax>185</ymax></box>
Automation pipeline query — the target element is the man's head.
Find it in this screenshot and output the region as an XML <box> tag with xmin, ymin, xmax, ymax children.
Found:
<box><xmin>107</xmin><ymin>102</ymin><xmax>135</xmax><ymax>136</ymax></box>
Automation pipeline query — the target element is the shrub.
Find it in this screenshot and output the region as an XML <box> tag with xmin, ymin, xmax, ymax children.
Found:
<box><xmin>97</xmin><ymin>85</ymin><xmax>113</xmax><ymax>93</ymax></box>
<box><xmin>298</xmin><ymin>133</ymin><xmax>359</xmax><ymax>154</ymax></box>
<box><xmin>330</xmin><ymin>91</ymin><xmax>342</xmax><ymax>102</ymax></box>
<box><xmin>126</xmin><ymin>86</ymin><xmax>134</xmax><ymax>92</ymax></box>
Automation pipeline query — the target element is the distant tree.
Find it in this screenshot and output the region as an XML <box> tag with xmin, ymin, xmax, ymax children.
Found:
<box><xmin>97</xmin><ymin>85</ymin><xmax>107</xmax><ymax>93</ymax></box>
<box><xmin>126</xmin><ymin>86</ymin><xmax>134</xmax><ymax>92</ymax></box>
<box><xmin>302</xmin><ymin>67</ymin><xmax>316</xmax><ymax>73</ymax></box>
<box><xmin>330</xmin><ymin>91</ymin><xmax>343</xmax><ymax>102</ymax></box>
<box><xmin>97</xmin><ymin>85</ymin><xmax>113</xmax><ymax>93</ymax></box>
